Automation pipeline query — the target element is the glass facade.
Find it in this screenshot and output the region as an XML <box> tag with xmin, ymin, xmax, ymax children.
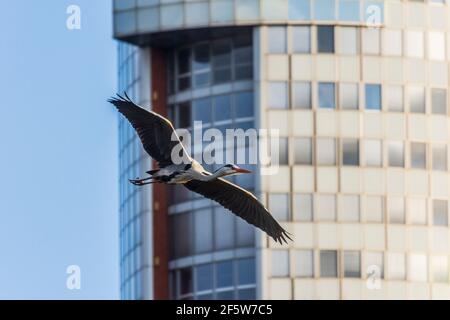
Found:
<box><xmin>166</xmin><ymin>34</ymin><xmax>257</xmax><ymax>300</ymax></box>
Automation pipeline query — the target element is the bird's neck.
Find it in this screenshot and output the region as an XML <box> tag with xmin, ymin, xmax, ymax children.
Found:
<box><xmin>199</xmin><ymin>170</ymin><xmax>224</xmax><ymax>181</ymax></box>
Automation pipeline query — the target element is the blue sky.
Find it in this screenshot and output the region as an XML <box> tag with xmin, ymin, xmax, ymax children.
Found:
<box><xmin>0</xmin><ymin>1</ymin><xmax>119</xmax><ymax>299</ymax></box>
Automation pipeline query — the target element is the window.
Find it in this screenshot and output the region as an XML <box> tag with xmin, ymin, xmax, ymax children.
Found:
<box><xmin>268</xmin><ymin>82</ymin><xmax>288</xmax><ymax>109</ymax></box>
<box><xmin>268</xmin><ymin>27</ymin><xmax>287</xmax><ymax>54</ymax></box>
<box><xmin>432</xmin><ymin>256</ymin><xmax>449</xmax><ymax>283</ymax></box>
<box><xmin>339</xmin><ymin>195</ymin><xmax>360</xmax><ymax>222</ymax></box>
<box><xmin>383</xmin><ymin>29</ymin><xmax>402</xmax><ymax>56</ymax></box>
<box><xmin>318</xmin><ymin>82</ymin><xmax>335</xmax><ymax>109</ymax></box>
<box><xmin>289</xmin><ymin>0</ymin><xmax>311</xmax><ymax>20</ymax></box>
<box><xmin>196</xmin><ymin>264</ymin><xmax>213</xmax><ymax>292</ymax></box>
<box><xmin>432</xmin><ymin>145</ymin><xmax>447</xmax><ymax>171</ymax></box>
<box><xmin>316</xmin><ymin>194</ymin><xmax>336</xmax><ymax>221</ymax></box>
<box><xmin>409</xmin><ymin>254</ymin><xmax>428</xmax><ymax>282</ymax></box>
<box><xmin>193</xmin><ymin>44</ymin><xmax>211</xmax><ymax>87</ymax></box>
<box><xmin>214</xmin><ymin>95</ymin><xmax>232</xmax><ymax>122</ymax></box>
<box><xmin>406</xmin><ymin>31</ymin><xmax>424</xmax><ymax>58</ymax></box>
<box><xmin>365</xmin><ymin>252</ymin><xmax>384</xmax><ymax>279</ymax></box>
<box><xmin>388</xmin><ymin>142</ymin><xmax>404</xmax><ymax>167</ymax></box>
<box><xmin>387</xmin><ymin>85</ymin><xmax>403</xmax><ymax>112</ymax></box>
<box><xmin>364</xmin><ymin>140</ymin><xmax>382</xmax><ymax>167</ymax></box>
<box><xmin>428</xmin><ymin>31</ymin><xmax>445</xmax><ymax>61</ymax></box>
<box><xmin>339</xmin><ymin>0</ymin><xmax>360</xmax><ymax>22</ymax></box>
<box><xmin>433</xmin><ymin>200</ymin><xmax>448</xmax><ymax>226</ymax></box>
<box><xmin>177</xmin><ymin>48</ymin><xmax>191</xmax><ymax>91</ymax></box>
<box><xmin>362</xmin><ymin>28</ymin><xmax>380</xmax><ymax>55</ymax></box>
<box><xmin>365</xmin><ymin>196</ymin><xmax>384</xmax><ymax>223</ymax></box>
<box><xmin>409</xmin><ymin>86</ymin><xmax>425</xmax><ymax>113</ymax></box>
<box><xmin>271</xmin><ymin>250</ymin><xmax>289</xmax><ymax>277</ymax></box>
<box><xmin>320</xmin><ymin>250</ymin><xmax>338</xmax><ymax>278</ymax></box>
<box><xmin>294</xmin><ymin>250</ymin><xmax>314</xmax><ymax>278</ymax></box>
<box><xmin>234</xmin><ymin>34</ymin><xmax>253</xmax><ymax>80</ymax></box>
<box><xmin>293</xmin><ymin>194</ymin><xmax>313</xmax><ymax>222</ymax></box>
<box><xmin>214</xmin><ymin>207</ymin><xmax>234</xmax><ymax>250</ymax></box>
<box><xmin>314</xmin><ymin>0</ymin><xmax>335</xmax><ymax>20</ymax></box>
<box><xmin>194</xmin><ymin>209</ymin><xmax>213</xmax><ymax>254</ymax></box>
<box><xmin>365</xmin><ymin>84</ymin><xmax>382</xmax><ymax>110</ymax></box>
<box><xmin>278</xmin><ymin>137</ymin><xmax>289</xmax><ymax>165</ymax></box>
<box><xmin>292</xmin><ymin>26</ymin><xmax>311</xmax><ymax>53</ymax></box>
<box><xmin>340</xmin><ymin>83</ymin><xmax>359</xmax><ymax>110</ymax></box>
<box><xmin>238</xmin><ymin>258</ymin><xmax>255</xmax><ymax>285</ymax></box>
<box><xmin>193</xmin><ymin>98</ymin><xmax>212</xmax><ymax>124</ymax></box>
<box><xmin>180</xmin><ymin>267</ymin><xmax>193</xmax><ymax>296</ymax></box>
<box><xmin>411</xmin><ymin>142</ymin><xmax>426</xmax><ymax>169</ymax></box>
<box><xmin>294</xmin><ymin>138</ymin><xmax>312</xmax><ymax>165</ymax></box>
<box><xmin>344</xmin><ymin>251</ymin><xmax>361</xmax><ymax>278</ymax></box>
<box><xmin>292</xmin><ymin>82</ymin><xmax>311</xmax><ymax>109</ymax></box>
<box><xmin>216</xmin><ymin>261</ymin><xmax>233</xmax><ymax>288</ymax></box>
<box><xmin>317</xmin><ymin>26</ymin><xmax>334</xmax><ymax>53</ymax></box>
<box><xmin>431</xmin><ymin>88</ymin><xmax>447</xmax><ymax>115</ymax></box>
<box><xmin>213</xmin><ymin>40</ymin><xmax>232</xmax><ymax>84</ymax></box>
<box><xmin>389</xmin><ymin>197</ymin><xmax>405</xmax><ymax>224</ymax></box>
<box><xmin>269</xmin><ymin>193</ymin><xmax>290</xmax><ymax>221</ymax></box>
<box><xmin>387</xmin><ymin>253</ymin><xmax>406</xmax><ymax>280</ymax></box>
<box><xmin>317</xmin><ymin>138</ymin><xmax>336</xmax><ymax>165</ymax></box>
<box><xmin>342</xmin><ymin>139</ymin><xmax>359</xmax><ymax>166</ymax></box>
<box><xmin>235</xmin><ymin>91</ymin><xmax>254</xmax><ymax>118</ymax></box>
<box><xmin>338</xmin><ymin>27</ymin><xmax>358</xmax><ymax>54</ymax></box>
<box><xmin>172</xmin><ymin>212</ymin><xmax>192</xmax><ymax>258</ymax></box>
<box><xmin>409</xmin><ymin>198</ymin><xmax>427</xmax><ymax>225</ymax></box>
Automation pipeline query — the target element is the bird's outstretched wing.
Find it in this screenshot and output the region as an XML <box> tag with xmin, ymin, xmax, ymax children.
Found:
<box><xmin>108</xmin><ymin>93</ymin><xmax>191</xmax><ymax>167</ymax></box>
<box><xmin>184</xmin><ymin>178</ymin><xmax>292</xmax><ymax>244</ymax></box>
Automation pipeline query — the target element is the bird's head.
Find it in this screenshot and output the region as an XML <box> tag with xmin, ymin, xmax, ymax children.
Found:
<box><xmin>215</xmin><ymin>164</ymin><xmax>252</xmax><ymax>177</ymax></box>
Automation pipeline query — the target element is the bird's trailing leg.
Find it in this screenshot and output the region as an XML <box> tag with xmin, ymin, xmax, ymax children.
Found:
<box><xmin>129</xmin><ymin>177</ymin><xmax>154</xmax><ymax>186</ymax></box>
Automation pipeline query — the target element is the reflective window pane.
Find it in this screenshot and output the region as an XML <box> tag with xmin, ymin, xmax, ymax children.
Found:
<box><xmin>216</xmin><ymin>261</ymin><xmax>233</xmax><ymax>288</ymax></box>
<box><xmin>339</xmin><ymin>195</ymin><xmax>360</xmax><ymax>222</ymax></box>
<box><xmin>429</xmin><ymin>31</ymin><xmax>445</xmax><ymax>61</ymax></box>
<box><xmin>389</xmin><ymin>197</ymin><xmax>405</xmax><ymax>224</ymax></box>
<box><xmin>339</xmin><ymin>0</ymin><xmax>360</xmax><ymax>21</ymax></box>
<box><xmin>388</xmin><ymin>142</ymin><xmax>404</xmax><ymax>167</ymax></box>
<box><xmin>387</xmin><ymin>253</ymin><xmax>405</xmax><ymax>280</ymax></box>
<box><xmin>320</xmin><ymin>250</ymin><xmax>338</xmax><ymax>278</ymax></box>
<box><xmin>342</xmin><ymin>139</ymin><xmax>359</xmax><ymax>166</ymax></box>
<box><xmin>409</xmin><ymin>254</ymin><xmax>427</xmax><ymax>282</ymax></box>
<box><xmin>268</xmin><ymin>82</ymin><xmax>288</xmax><ymax>109</ymax></box>
<box><xmin>293</xmin><ymin>194</ymin><xmax>313</xmax><ymax>222</ymax></box>
<box><xmin>344</xmin><ymin>251</ymin><xmax>361</xmax><ymax>278</ymax></box>
<box><xmin>409</xmin><ymin>198</ymin><xmax>427</xmax><ymax>225</ymax></box>
<box><xmin>271</xmin><ymin>250</ymin><xmax>289</xmax><ymax>277</ymax></box>
<box><xmin>238</xmin><ymin>258</ymin><xmax>255</xmax><ymax>285</ymax></box>
<box><xmin>383</xmin><ymin>29</ymin><xmax>402</xmax><ymax>56</ymax></box>
<box><xmin>317</xmin><ymin>138</ymin><xmax>336</xmax><ymax>165</ymax></box>
<box><xmin>433</xmin><ymin>200</ymin><xmax>448</xmax><ymax>226</ymax></box>
<box><xmin>235</xmin><ymin>92</ymin><xmax>254</xmax><ymax>118</ymax></box>
<box><xmin>365</xmin><ymin>84</ymin><xmax>382</xmax><ymax>110</ymax></box>
<box><xmin>294</xmin><ymin>138</ymin><xmax>312</xmax><ymax>165</ymax></box>
<box><xmin>316</xmin><ymin>194</ymin><xmax>336</xmax><ymax>221</ymax></box>
<box><xmin>196</xmin><ymin>264</ymin><xmax>213</xmax><ymax>291</ymax></box>
<box><xmin>388</xmin><ymin>85</ymin><xmax>403</xmax><ymax>112</ymax></box>
<box><xmin>433</xmin><ymin>145</ymin><xmax>447</xmax><ymax>171</ymax></box>
<box><xmin>278</xmin><ymin>137</ymin><xmax>289</xmax><ymax>165</ymax></box>
<box><xmin>269</xmin><ymin>193</ymin><xmax>290</xmax><ymax>221</ymax></box>
<box><xmin>214</xmin><ymin>95</ymin><xmax>232</xmax><ymax>122</ymax></box>
<box><xmin>292</xmin><ymin>26</ymin><xmax>311</xmax><ymax>53</ymax></box>
<box><xmin>294</xmin><ymin>250</ymin><xmax>314</xmax><ymax>277</ymax></box>
<box><xmin>338</xmin><ymin>27</ymin><xmax>358</xmax><ymax>54</ymax></box>
<box><xmin>409</xmin><ymin>86</ymin><xmax>426</xmax><ymax>113</ymax></box>
<box><xmin>318</xmin><ymin>82</ymin><xmax>336</xmax><ymax>109</ymax></box>
<box><xmin>432</xmin><ymin>256</ymin><xmax>449</xmax><ymax>283</ymax></box>
<box><xmin>365</xmin><ymin>196</ymin><xmax>384</xmax><ymax>223</ymax></box>
<box><xmin>432</xmin><ymin>88</ymin><xmax>447</xmax><ymax>115</ymax></box>
<box><xmin>214</xmin><ymin>207</ymin><xmax>234</xmax><ymax>250</ymax></box>
<box><xmin>340</xmin><ymin>83</ymin><xmax>359</xmax><ymax>110</ymax></box>
<box><xmin>193</xmin><ymin>98</ymin><xmax>212</xmax><ymax>124</ymax></box>
<box><xmin>365</xmin><ymin>140</ymin><xmax>382</xmax><ymax>167</ymax></box>
<box><xmin>362</xmin><ymin>28</ymin><xmax>380</xmax><ymax>55</ymax></box>
<box><xmin>289</xmin><ymin>0</ymin><xmax>311</xmax><ymax>20</ymax></box>
<box><xmin>292</xmin><ymin>82</ymin><xmax>311</xmax><ymax>109</ymax></box>
<box><xmin>314</xmin><ymin>0</ymin><xmax>335</xmax><ymax>21</ymax></box>
<box><xmin>406</xmin><ymin>31</ymin><xmax>424</xmax><ymax>58</ymax></box>
<box><xmin>268</xmin><ymin>27</ymin><xmax>287</xmax><ymax>54</ymax></box>
<box><xmin>317</xmin><ymin>26</ymin><xmax>335</xmax><ymax>53</ymax></box>
<box><xmin>411</xmin><ymin>142</ymin><xmax>426</xmax><ymax>169</ymax></box>
<box><xmin>194</xmin><ymin>209</ymin><xmax>213</xmax><ymax>254</ymax></box>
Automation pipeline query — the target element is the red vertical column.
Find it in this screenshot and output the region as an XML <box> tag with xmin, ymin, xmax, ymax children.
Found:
<box><xmin>150</xmin><ymin>47</ymin><xmax>169</xmax><ymax>300</ymax></box>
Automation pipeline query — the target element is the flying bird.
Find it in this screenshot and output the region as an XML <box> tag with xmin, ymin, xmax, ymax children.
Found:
<box><xmin>109</xmin><ymin>93</ymin><xmax>292</xmax><ymax>244</ymax></box>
